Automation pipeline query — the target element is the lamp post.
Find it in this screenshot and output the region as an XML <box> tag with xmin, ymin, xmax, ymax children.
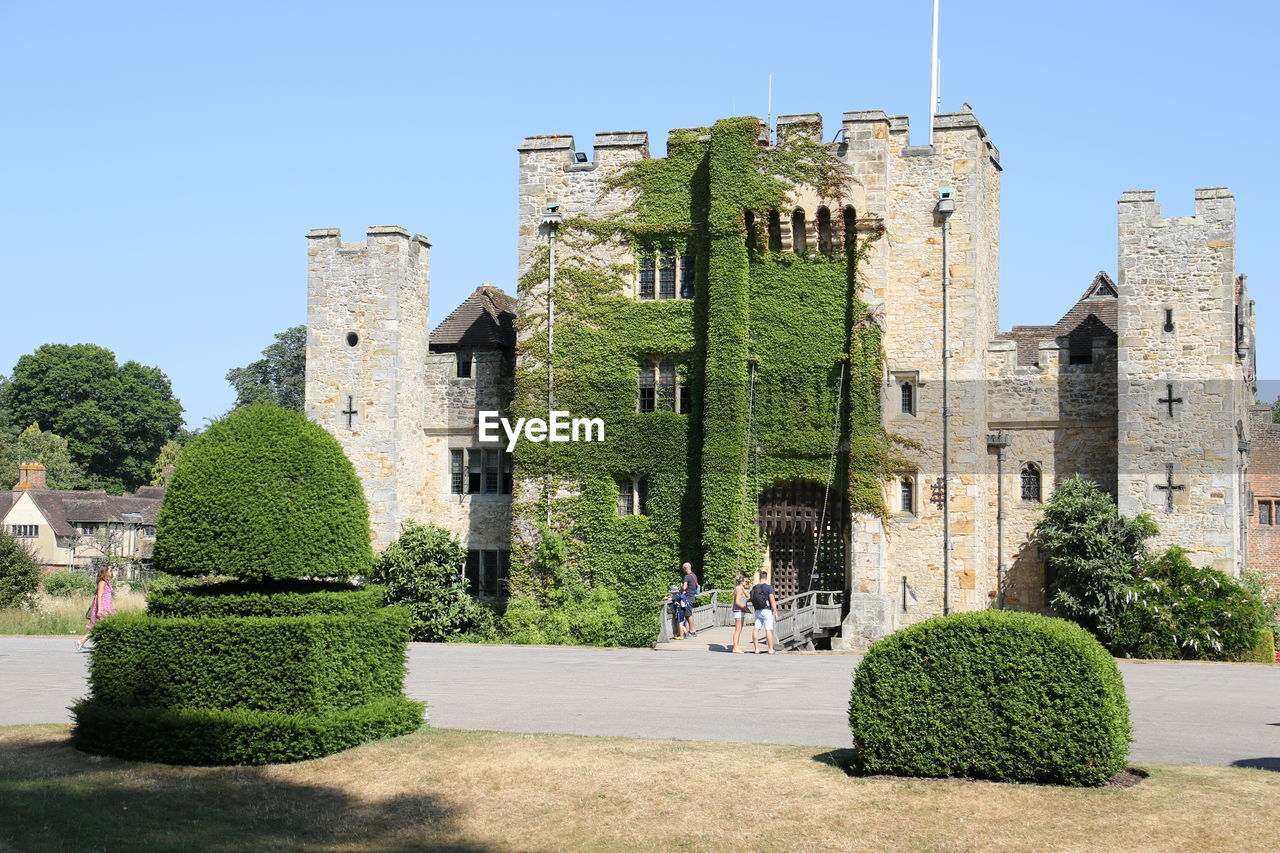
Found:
<box><xmin>540</xmin><ymin>202</ymin><xmax>564</xmax><ymax>527</ymax></box>
<box><xmin>935</xmin><ymin>188</ymin><xmax>955</xmax><ymax>615</ymax></box>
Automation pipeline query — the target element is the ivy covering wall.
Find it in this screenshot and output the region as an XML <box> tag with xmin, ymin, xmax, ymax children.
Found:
<box><xmin>507</xmin><ymin>117</ymin><xmax>892</xmax><ymax>647</ymax></box>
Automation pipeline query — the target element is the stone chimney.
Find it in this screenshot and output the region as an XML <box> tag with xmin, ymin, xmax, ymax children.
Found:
<box><xmin>162</xmin><ymin>464</ymin><xmax>176</xmax><ymax>487</ymax></box>
<box><xmin>15</xmin><ymin>462</ymin><xmax>47</xmax><ymax>491</ymax></box>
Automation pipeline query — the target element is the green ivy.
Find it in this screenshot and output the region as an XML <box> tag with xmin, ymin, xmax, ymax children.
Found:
<box><xmin>508</xmin><ymin>117</ymin><xmax>891</xmax><ymax>646</ymax></box>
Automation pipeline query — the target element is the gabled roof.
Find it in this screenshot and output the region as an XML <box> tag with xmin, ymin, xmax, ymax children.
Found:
<box><xmin>430</xmin><ymin>285</ymin><xmax>517</xmax><ymax>352</ymax></box>
<box><xmin>1</xmin><ymin>486</ymin><xmax>164</xmax><ymax>538</ymax></box>
<box><xmin>998</xmin><ymin>271</ymin><xmax>1118</xmax><ymax>366</ymax></box>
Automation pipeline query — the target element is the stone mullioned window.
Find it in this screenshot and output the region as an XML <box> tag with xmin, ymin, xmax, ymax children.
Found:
<box><xmin>450</xmin><ymin>449</ymin><xmax>512</xmax><ymax>495</ymax></box>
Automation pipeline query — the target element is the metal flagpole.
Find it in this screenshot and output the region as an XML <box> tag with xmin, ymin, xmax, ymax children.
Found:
<box><xmin>929</xmin><ymin>0</ymin><xmax>939</xmax><ymax>145</ymax></box>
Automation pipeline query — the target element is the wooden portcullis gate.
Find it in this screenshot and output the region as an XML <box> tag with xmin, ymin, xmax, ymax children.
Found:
<box><xmin>757</xmin><ymin>480</ymin><xmax>847</xmax><ymax>599</ymax></box>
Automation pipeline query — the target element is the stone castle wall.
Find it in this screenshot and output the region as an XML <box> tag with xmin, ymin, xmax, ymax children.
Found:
<box><xmin>1116</xmin><ymin>189</ymin><xmax>1248</xmax><ymax>574</ymax></box>
<box><xmin>984</xmin><ymin>336</ymin><xmax>1119</xmax><ymax>611</ymax></box>
<box><xmin>844</xmin><ymin>109</ymin><xmax>1002</xmax><ymax>624</ymax></box>
<box><xmin>304</xmin><ymin>226</ymin><xmax>433</xmax><ymax>548</ymax></box>
<box><xmin>420</xmin><ymin>350</ymin><xmax>512</xmax><ymax>551</ymax></box>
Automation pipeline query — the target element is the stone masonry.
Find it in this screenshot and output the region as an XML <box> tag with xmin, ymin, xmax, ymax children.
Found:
<box><xmin>304</xmin><ymin>105</ymin><xmax>1266</xmax><ymax>645</ymax></box>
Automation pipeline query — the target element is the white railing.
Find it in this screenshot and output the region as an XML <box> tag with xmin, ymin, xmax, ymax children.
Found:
<box><xmin>655</xmin><ymin>588</ymin><xmax>843</xmax><ymax>649</ymax></box>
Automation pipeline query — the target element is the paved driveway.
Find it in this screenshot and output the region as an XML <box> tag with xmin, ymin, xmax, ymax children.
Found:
<box><xmin>1</xmin><ymin>637</ymin><xmax>1275</xmax><ymax>768</ymax></box>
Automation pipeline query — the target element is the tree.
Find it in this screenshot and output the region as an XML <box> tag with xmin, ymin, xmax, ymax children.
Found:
<box><xmin>370</xmin><ymin>522</ymin><xmax>493</xmax><ymax>642</ymax></box>
<box><xmin>147</xmin><ymin>439</ymin><xmax>184</xmax><ymax>486</ymax></box>
<box><xmin>0</xmin><ymin>423</ymin><xmax>86</xmax><ymax>490</ymax></box>
<box><xmin>1034</xmin><ymin>476</ymin><xmax>1158</xmax><ymax>642</ymax></box>
<box><xmin>1</xmin><ymin>344</ymin><xmax>184</xmax><ymax>493</ymax></box>
<box><xmin>0</xmin><ymin>531</ymin><xmax>40</xmax><ymax>608</ymax></box>
<box><xmin>1273</xmin><ymin>394</ymin><xmax>1279</xmax><ymax>424</ymax></box>
<box><xmin>225</xmin><ymin>325</ymin><xmax>305</xmax><ymax>412</ymax></box>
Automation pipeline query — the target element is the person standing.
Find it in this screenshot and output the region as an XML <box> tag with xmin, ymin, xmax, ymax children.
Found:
<box><xmin>679</xmin><ymin>562</ymin><xmax>699</xmax><ymax>637</ymax></box>
<box><xmin>750</xmin><ymin>570</ymin><xmax>778</xmax><ymax>654</ymax></box>
<box><xmin>730</xmin><ymin>575</ymin><xmax>751</xmax><ymax>653</ymax></box>
<box><xmin>76</xmin><ymin>565</ymin><xmax>115</xmax><ymax>651</ymax></box>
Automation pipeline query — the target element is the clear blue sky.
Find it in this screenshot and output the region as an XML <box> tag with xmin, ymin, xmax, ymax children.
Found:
<box><xmin>1</xmin><ymin>1</ymin><xmax>1276</xmax><ymax>427</ymax></box>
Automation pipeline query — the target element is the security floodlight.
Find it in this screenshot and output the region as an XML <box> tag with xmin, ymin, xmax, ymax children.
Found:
<box><xmin>574</xmin><ymin>152</ymin><xmax>588</xmax><ymax>163</ymax></box>
<box><xmin>935</xmin><ymin>187</ymin><xmax>955</xmax><ymax>217</ymax></box>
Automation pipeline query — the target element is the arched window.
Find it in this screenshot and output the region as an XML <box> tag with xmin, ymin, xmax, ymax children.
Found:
<box><xmin>1021</xmin><ymin>463</ymin><xmax>1042</xmax><ymax>502</ymax></box>
<box><xmin>900</xmin><ymin>476</ymin><xmax>914</xmax><ymax>513</ymax></box>
<box><xmin>744</xmin><ymin>211</ymin><xmax>757</xmax><ymax>250</ymax></box>
<box><xmin>767</xmin><ymin>210</ymin><xmax>782</xmax><ymax>252</ymax></box>
<box><xmin>842</xmin><ymin>206</ymin><xmax>857</xmax><ymax>252</ymax></box>
<box><xmin>791</xmin><ymin>209</ymin><xmax>807</xmax><ymax>255</ymax></box>
<box><xmin>817</xmin><ymin>206</ymin><xmax>833</xmax><ymax>255</ymax></box>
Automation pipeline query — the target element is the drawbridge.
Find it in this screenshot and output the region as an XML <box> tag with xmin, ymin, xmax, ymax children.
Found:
<box><xmin>654</xmin><ymin>589</ymin><xmax>843</xmax><ymax>652</ymax></box>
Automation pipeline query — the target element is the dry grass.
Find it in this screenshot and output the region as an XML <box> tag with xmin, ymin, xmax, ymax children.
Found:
<box><xmin>1</xmin><ymin>725</ymin><xmax>1277</xmax><ymax>852</ymax></box>
<box><xmin>0</xmin><ymin>591</ymin><xmax>146</xmax><ymax>636</ymax></box>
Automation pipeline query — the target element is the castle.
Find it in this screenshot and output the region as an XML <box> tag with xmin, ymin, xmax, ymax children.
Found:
<box><xmin>304</xmin><ymin>106</ymin><xmax>1270</xmax><ymax>646</ymax></box>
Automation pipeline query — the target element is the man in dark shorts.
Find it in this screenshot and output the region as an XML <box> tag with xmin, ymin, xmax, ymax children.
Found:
<box><xmin>679</xmin><ymin>562</ymin><xmax>699</xmax><ymax>637</ymax></box>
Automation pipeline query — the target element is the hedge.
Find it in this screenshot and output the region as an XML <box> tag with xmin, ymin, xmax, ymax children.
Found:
<box><xmin>1236</xmin><ymin>629</ymin><xmax>1276</xmax><ymax>663</ymax></box>
<box><xmin>72</xmin><ymin>695</ymin><xmax>425</xmax><ymax>766</ymax></box>
<box><xmin>146</xmin><ymin>581</ymin><xmax>383</xmax><ymax>618</ymax></box>
<box><xmin>87</xmin><ymin>609</ymin><xmax>410</xmax><ymax>715</ymax></box>
<box><xmin>152</xmin><ymin>404</ymin><xmax>373</xmax><ymax>581</ymax></box>
<box><xmin>849</xmin><ymin>610</ymin><xmax>1131</xmax><ymax>787</ymax></box>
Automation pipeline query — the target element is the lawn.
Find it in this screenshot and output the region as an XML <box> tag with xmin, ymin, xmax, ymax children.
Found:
<box><xmin>1</xmin><ymin>725</ymin><xmax>1276</xmax><ymax>852</ymax></box>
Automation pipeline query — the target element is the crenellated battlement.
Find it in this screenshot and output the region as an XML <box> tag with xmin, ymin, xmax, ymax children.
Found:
<box><xmin>1117</xmin><ymin>187</ymin><xmax>1234</xmax><ymax>227</ymax></box>
<box><xmin>306</xmin><ymin>225</ymin><xmax>431</xmax><ymax>261</ymax></box>
<box><xmin>519</xmin><ymin>107</ymin><xmax>1000</xmax><ymax>171</ymax></box>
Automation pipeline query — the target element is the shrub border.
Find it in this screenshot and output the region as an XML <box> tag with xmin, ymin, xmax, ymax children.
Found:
<box><xmin>72</xmin><ymin>695</ymin><xmax>425</xmax><ymax>766</ymax></box>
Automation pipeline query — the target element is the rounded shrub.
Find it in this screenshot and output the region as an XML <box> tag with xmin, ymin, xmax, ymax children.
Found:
<box><xmin>152</xmin><ymin>404</ymin><xmax>372</xmax><ymax>580</ymax></box>
<box><xmin>849</xmin><ymin>610</ymin><xmax>1131</xmax><ymax>787</ymax></box>
<box><xmin>370</xmin><ymin>523</ymin><xmax>493</xmax><ymax>642</ymax></box>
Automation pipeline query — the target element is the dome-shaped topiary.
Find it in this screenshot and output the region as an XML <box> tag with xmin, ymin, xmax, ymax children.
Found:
<box><xmin>849</xmin><ymin>610</ymin><xmax>1131</xmax><ymax>787</ymax></box>
<box><xmin>152</xmin><ymin>404</ymin><xmax>372</xmax><ymax>580</ymax></box>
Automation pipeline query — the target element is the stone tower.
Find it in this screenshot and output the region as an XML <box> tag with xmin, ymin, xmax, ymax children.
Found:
<box><xmin>304</xmin><ymin>225</ymin><xmax>433</xmax><ymax>547</ymax></box>
<box><xmin>1115</xmin><ymin>188</ymin><xmax>1252</xmax><ymax>574</ymax></box>
<box><xmin>836</xmin><ymin>109</ymin><xmax>1003</xmax><ymax>622</ymax></box>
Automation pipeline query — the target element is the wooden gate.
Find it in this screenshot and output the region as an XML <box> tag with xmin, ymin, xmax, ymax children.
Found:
<box><xmin>757</xmin><ymin>480</ymin><xmax>847</xmax><ymax>599</ymax></box>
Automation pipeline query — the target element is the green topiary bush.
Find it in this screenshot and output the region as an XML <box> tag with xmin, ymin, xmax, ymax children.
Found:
<box><xmin>152</xmin><ymin>404</ymin><xmax>372</xmax><ymax>581</ymax></box>
<box><xmin>41</xmin><ymin>570</ymin><xmax>95</xmax><ymax>598</ymax></box>
<box><xmin>0</xmin><ymin>531</ymin><xmax>41</xmax><ymax>608</ymax></box>
<box><xmin>72</xmin><ymin>696</ymin><xmax>424</xmax><ymax>766</ymax></box>
<box><xmin>146</xmin><ymin>581</ymin><xmax>383</xmax><ymax>618</ymax></box>
<box><xmin>76</xmin><ymin>404</ymin><xmax>423</xmax><ymax>765</ymax></box>
<box><xmin>83</xmin><ymin>609</ymin><xmax>411</xmax><ymax>714</ymax></box>
<box><xmin>849</xmin><ymin>611</ymin><xmax>1131</xmax><ymax>787</ymax></box>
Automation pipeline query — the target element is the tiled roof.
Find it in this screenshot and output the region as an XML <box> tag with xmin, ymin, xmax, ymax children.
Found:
<box><xmin>998</xmin><ymin>271</ymin><xmax>1118</xmax><ymax>366</ymax></box>
<box><xmin>430</xmin><ymin>285</ymin><xmax>517</xmax><ymax>351</ymax></box>
<box><xmin>2</xmin><ymin>486</ymin><xmax>164</xmax><ymax>537</ymax></box>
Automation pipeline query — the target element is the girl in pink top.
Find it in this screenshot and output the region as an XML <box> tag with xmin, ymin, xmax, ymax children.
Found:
<box><xmin>75</xmin><ymin>565</ymin><xmax>114</xmax><ymax>651</ymax></box>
